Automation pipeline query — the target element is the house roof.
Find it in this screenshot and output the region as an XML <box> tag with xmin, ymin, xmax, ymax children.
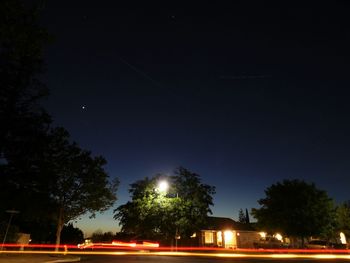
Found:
<box><xmin>205</xmin><ymin>216</ymin><xmax>255</xmax><ymax>231</ymax></box>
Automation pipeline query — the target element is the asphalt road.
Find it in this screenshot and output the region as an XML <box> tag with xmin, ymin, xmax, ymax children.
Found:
<box><xmin>80</xmin><ymin>255</ymin><xmax>349</xmax><ymax>263</ymax></box>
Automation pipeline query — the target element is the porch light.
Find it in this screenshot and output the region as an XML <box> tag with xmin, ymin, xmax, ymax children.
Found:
<box><xmin>224</xmin><ymin>230</ymin><xmax>233</xmax><ymax>243</ymax></box>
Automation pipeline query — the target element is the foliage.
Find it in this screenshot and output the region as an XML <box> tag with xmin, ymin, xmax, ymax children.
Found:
<box><xmin>238</xmin><ymin>208</ymin><xmax>246</xmax><ymax>223</ymax></box>
<box><xmin>251</xmin><ymin>179</ymin><xmax>336</xmax><ymax>240</ymax></box>
<box><xmin>91</xmin><ymin>230</ymin><xmax>115</xmax><ymax>242</ymax></box>
<box><xmin>43</xmin><ymin>127</ymin><xmax>119</xmax><ymax>246</ymax></box>
<box><xmin>0</xmin><ymin>0</ymin><xmax>54</xmax><ymax>232</ymax></box>
<box><xmin>60</xmin><ymin>223</ymin><xmax>84</xmax><ymax>244</ymax></box>
<box><xmin>0</xmin><ymin>1</ymin><xmax>119</xmax><ymax>247</ymax></box>
<box><xmin>114</xmin><ymin>167</ymin><xmax>215</xmax><ymax>244</ymax></box>
<box><xmin>238</xmin><ymin>208</ymin><xmax>250</xmax><ymax>224</ymax></box>
<box><xmin>335</xmin><ymin>201</ymin><xmax>350</xmax><ymax>239</ymax></box>
<box><xmin>245</xmin><ymin>208</ymin><xmax>250</xmax><ymax>224</ymax></box>
<box><xmin>0</xmin><ymin>0</ymin><xmax>51</xmax><ymax>157</ymax></box>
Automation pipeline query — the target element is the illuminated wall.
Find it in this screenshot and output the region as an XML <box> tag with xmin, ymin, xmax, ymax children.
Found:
<box><xmin>200</xmin><ymin>230</ymin><xmax>260</xmax><ymax>248</ymax></box>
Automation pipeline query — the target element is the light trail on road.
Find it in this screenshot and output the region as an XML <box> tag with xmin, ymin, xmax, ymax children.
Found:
<box><xmin>2</xmin><ymin>243</ymin><xmax>350</xmax><ymax>253</ymax></box>
<box><xmin>1</xmin><ymin>248</ymin><xmax>350</xmax><ymax>260</ymax></box>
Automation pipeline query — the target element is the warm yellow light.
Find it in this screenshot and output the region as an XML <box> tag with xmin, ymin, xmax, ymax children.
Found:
<box><xmin>158</xmin><ymin>181</ymin><xmax>169</xmax><ymax>192</ymax></box>
<box><xmin>340</xmin><ymin>232</ymin><xmax>347</xmax><ymax>244</ymax></box>
<box><xmin>217</xmin><ymin>231</ymin><xmax>222</xmax><ymax>243</ymax></box>
<box><xmin>259</xmin><ymin>232</ymin><xmax>266</xmax><ymax>238</ymax></box>
<box><xmin>204</xmin><ymin>231</ymin><xmax>214</xmax><ymax>244</ymax></box>
<box><xmin>274</xmin><ymin>233</ymin><xmax>283</xmax><ymax>241</ymax></box>
<box><xmin>224</xmin><ymin>231</ymin><xmax>233</xmax><ymax>243</ymax></box>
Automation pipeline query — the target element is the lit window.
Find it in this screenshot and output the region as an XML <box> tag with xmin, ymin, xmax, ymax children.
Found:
<box><xmin>217</xmin><ymin>231</ymin><xmax>222</xmax><ymax>247</ymax></box>
<box><xmin>204</xmin><ymin>231</ymin><xmax>214</xmax><ymax>244</ymax></box>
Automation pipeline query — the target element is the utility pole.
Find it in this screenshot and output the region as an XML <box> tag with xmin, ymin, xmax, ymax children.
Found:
<box><xmin>1</xmin><ymin>210</ymin><xmax>20</xmax><ymax>250</ymax></box>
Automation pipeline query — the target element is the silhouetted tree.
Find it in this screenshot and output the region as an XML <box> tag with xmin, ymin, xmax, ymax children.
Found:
<box><xmin>335</xmin><ymin>201</ymin><xmax>350</xmax><ymax>241</ymax></box>
<box><xmin>60</xmin><ymin>223</ymin><xmax>84</xmax><ymax>244</ymax></box>
<box><xmin>238</xmin><ymin>208</ymin><xmax>250</xmax><ymax>224</ymax></box>
<box><xmin>245</xmin><ymin>208</ymin><xmax>250</xmax><ymax>224</ymax></box>
<box><xmin>252</xmin><ymin>179</ymin><xmax>336</xmax><ymax>245</ymax></box>
<box><xmin>0</xmin><ymin>0</ymin><xmax>50</xmax><ymax>158</ymax></box>
<box><xmin>0</xmin><ymin>0</ymin><xmax>53</xmax><ymax>232</ymax></box>
<box><xmin>0</xmin><ymin>1</ymin><xmax>119</xmax><ymax>247</ymax></box>
<box><xmin>43</xmin><ymin>127</ymin><xmax>119</xmax><ymax>248</ymax></box>
<box><xmin>91</xmin><ymin>230</ymin><xmax>115</xmax><ymax>242</ymax></box>
<box><xmin>238</xmin><ymin>209</ymin><xmax>246</xmax><ymax>223</ymax></box>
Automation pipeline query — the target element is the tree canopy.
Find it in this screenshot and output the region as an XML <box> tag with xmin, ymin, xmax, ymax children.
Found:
<box><xmin>238</xmin><ymin>208</ymin><xmax>246</xmax><ymax>223</ymax></box>
<box><xmin>0</xmin><ymin>0</ymin><xmax>52</xmax><ymax>229</ymax></box>
<box><xmin>60</xmin><ymin>223</ymin><xmax>84</xmax><ymax>244</ymax></box>
<box><xmin>252</xmin><ymin>179</ymin><xmax>336</xmax><ymax>241</ymax></box>
<box><xmin>91</xmin><ymin>230</ymin><xmax>115</xmax><ymax>243</ymax></box>
<box><xmin>44</xmin><ymin>127</ymin><xmax>119</xmax><ymax>246</ymax></box>
<box><xmin>0</xmin><ymin>0</ymin><xmax>51</xmax><ymax>157</ymax></box>
<box><xmin>114</xmin><ymin>167</ymin><xmax>215</xmax><ymax>244</ymax></box>
<box><xmin>335</xmin><ymin>201</ymin><xmax>350</xmax><ymax>239</ymax></box>
<box><xmin>0</xmin><ymin>1</ymin><xmax>119</xmax><ymax>246</ymax></box>
<box><xmin>238</xmin><ymin>208</ymin><xmax>250</xmax><ymax>224</ymax></box>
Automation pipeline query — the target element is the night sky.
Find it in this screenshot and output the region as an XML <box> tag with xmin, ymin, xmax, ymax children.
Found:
<box><xmin>40</xmin><ymin>2</ymin><xmax>350</xmax><ymax>236</ymax></box>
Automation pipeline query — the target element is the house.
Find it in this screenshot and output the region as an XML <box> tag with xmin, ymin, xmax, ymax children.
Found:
<box><xmin>199</xmin><ymin>216</ymin><xmax>260</xmax><ymax>249</ymax></box>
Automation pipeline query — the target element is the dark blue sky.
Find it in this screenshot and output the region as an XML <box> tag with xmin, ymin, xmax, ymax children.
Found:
<box><xmin>40</xmin><ymin>1</ymin><xmax>350</xmax><ymax>235</ymax></box>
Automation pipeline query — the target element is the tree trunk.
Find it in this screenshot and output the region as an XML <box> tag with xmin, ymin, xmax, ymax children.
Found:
<box><xmin>55</xmin><ymin>207</ymin><xmax>64</xmax><ymax>251</ymax></box>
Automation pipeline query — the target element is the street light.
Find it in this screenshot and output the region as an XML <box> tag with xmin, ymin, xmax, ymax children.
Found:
<box><xmin>1</xmin><ymin>210</ymin><xmax>20</xmax><ymax>250</ymax></box>
<box><xmin>156</xmin><ymin>180</ymin><xmax>179</xmax><ymax>251</ymax></box>
<box><xmin>157</xmin><ymin>180</ymin><xmax>169</xmax><ymax>193</ymax></box>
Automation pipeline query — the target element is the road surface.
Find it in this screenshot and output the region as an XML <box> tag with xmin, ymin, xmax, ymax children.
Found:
<box><xmin>79</xmin><ymin>254</ymin><xmax>350</xmax><ymax>263</ymax></box>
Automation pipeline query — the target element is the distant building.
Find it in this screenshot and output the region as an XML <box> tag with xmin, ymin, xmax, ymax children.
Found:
<box><xmin>199</xmin><ymin>216</ymin><xmax>260</xmax><ymax>249</ymax></box>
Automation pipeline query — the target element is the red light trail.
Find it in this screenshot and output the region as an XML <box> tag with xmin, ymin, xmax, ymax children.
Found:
<box><xmin>1</xmin><ymin>243</ymin><xmax>349</xmax><ymax>260</ymax></box>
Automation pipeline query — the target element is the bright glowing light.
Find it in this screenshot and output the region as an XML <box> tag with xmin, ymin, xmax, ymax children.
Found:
<box><xmin>158</xmin><ymin>180</ymin><xmax>169</xmax><ymax>192</ymax></box>
<box><xmin>274</xmin><ymin>233</ymin><xmax>283</xmax><ymax>241</ymax></box>
<box><xmin>2</xmin><ymin>248</ymin><xmax>350</xmax><ymax>261</ymax></box>
<box><xmin>340</xmin><ymin>232</ymin><xmax>347</xmax><ymax>244</ymax></box>
<box><xmin>204</xmin><ymin>231</ymin><xmax>214</xmax><ymax>244</ymax></box>
<box><xmin>112</xmin><ymin>240</ymin><xmax>136</xmax><ymax>247</ymax></box>
<box><xmin>142</xmin><ymin>241</ymin><xmax>160</xmax><ymax>248</ymax></box>
<box><xmin>259</xmin><ymin>232</ymin><xmax>266</xmax><ymax>238</ymax></box>
<box><xmin>1</xmin><ymin>243</ymin><xmax>350</xmax><ymax>261</ymax></box>
<box><xmin>224</xmin><ymin>230</ymin><xmax>233</xmax><ymax>242</ymax></box>
<box><xmin>217</xmin><ymin>231</ymin><xmax>222</xmax><ymax>247</ymax></box>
